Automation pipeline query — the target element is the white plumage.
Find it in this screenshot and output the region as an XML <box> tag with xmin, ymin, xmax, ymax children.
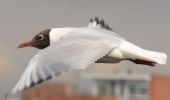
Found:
<box><xmin>115</xmin><ymin>40</ymin><xmax>167</xmax><ymax>64</ymax></box>
<box><xmin>10</xmin><ymin>18</ymin><xmax>167</xmax><ymax>95</ymax></box>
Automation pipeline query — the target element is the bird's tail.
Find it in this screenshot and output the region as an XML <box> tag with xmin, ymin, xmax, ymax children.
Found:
<box><xmin>120</xmin><ymin>41</ymin><xmax>167</xmax><ymax>66</ymax></box>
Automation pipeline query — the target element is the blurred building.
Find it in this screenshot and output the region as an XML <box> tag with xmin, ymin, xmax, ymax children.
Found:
<box><xmin>22</xmin><ymin>83</ymin><xmax>75</xmax><ymax>100</ymax></box>
<box><xmin>80</xmin><ymin>71</ymin><xmax>150</xmax><ymax>100</ymax></box>
<box><xmin>150</xmin><ymin>75</ymin><xmax>170</xmax><ymax>100</ymax></box>
<box><xmin>22</xmin><ymin>83</ymin><xmax>117</xmax><ymax>100</ymax></box>
<box><xmin>20</xmin><ymin>70</ymin><xmax>170</xmax><ymax>100</ymax></box>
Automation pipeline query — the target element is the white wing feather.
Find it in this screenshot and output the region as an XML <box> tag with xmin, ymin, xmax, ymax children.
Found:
<box><xmin>10</xmin><ymin>27</ymin><xmax>124</xmax><ymax>94</ymax></box>
<box><xmin>11</xmin><ymin>38</ymin><xmax>117</xmax><ymax>94</ymax></box>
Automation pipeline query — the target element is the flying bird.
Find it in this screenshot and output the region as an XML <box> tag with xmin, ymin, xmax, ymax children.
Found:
<box><xmin>10</xmin><ymin>17</ymin><xmax>167</xmax><ymax>94</ymax></box>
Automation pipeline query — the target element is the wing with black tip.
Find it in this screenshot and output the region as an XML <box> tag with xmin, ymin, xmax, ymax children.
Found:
<box><xmin>11</xmin><ymin>38</ymin><xmax>115</xmax><ymax>94</ymax></box>
<box><xmin>88</xmin><ymin>17</ymin><xmax>113</xmax><ymax>31</ymax></box>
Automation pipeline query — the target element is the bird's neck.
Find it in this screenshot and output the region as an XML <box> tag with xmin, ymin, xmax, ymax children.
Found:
<box><xmin>49</xmin><ymin>28</ymin><xmax>73</xmax><ymax>45</ymax></box>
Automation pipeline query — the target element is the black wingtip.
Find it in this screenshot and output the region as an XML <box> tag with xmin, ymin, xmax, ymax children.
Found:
<box><xmin>29</xmin><ymin>76</ymin><xmax>52</xmax><ymax>90</ymax></box>
<box><xmin>89</xmin><ymin>17</ymin><xmax>113</xmax><ymax>31</ymax></box>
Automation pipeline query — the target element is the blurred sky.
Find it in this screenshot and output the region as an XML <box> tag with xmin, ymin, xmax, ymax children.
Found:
<box><xmin>0</xmin><ymin>0</ymin><xmax>170</xmax><ymax>95</ymax></box>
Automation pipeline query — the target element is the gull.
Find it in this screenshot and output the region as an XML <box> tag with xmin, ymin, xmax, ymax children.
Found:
<box><xmin>9</xmin><ymin>17</ymin><xmax>167</xmax><ymax>94</ymax></box>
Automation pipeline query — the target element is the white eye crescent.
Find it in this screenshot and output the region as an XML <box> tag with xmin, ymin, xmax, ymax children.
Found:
<box><xmin>38</xmin><ymin>35</ymin><xmax>44</xmax><ymax>40</ymax></box>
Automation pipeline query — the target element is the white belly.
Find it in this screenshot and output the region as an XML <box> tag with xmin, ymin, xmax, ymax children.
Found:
<box><xmin>108</xmin><ymin>48</ymin><xmax>125</xmax><ymax>60</ymax></box>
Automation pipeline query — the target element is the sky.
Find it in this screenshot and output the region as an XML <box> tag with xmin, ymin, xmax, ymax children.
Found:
<box><xmin>0</xmin><ymin>0</ymin><xmax>170</xmax><ymax>96</ymax></box>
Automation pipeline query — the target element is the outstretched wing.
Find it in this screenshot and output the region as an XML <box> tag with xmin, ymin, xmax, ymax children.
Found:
<box><xmin>11</xmin><ymin>38</ymin><xmax>117</xmax><ymax>94</ymax></box>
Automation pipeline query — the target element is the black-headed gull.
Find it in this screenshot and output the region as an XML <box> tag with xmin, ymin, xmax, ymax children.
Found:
<box><xmin>10</xmin><ymin>17</ymin><xmax>167</xmax><ymax>94</ymax></box>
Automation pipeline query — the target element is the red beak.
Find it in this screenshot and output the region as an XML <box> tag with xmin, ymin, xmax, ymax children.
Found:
<box><xmin>18</xmin><ymin>41</ymin><xmax>32</xmax><ymax>48</ymax></box>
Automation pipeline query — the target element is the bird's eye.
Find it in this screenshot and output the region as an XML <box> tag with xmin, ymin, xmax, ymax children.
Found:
<box><xmin>36</xmin><ymin>35</ymin><xmax>44</xmax><ymax>40</ymax></box>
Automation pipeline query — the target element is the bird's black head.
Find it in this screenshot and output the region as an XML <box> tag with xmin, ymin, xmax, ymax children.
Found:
<box><xmin>18</xmin><ymin>29</ymin><xmax>51</xmax><ymax>49</ymax></box>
